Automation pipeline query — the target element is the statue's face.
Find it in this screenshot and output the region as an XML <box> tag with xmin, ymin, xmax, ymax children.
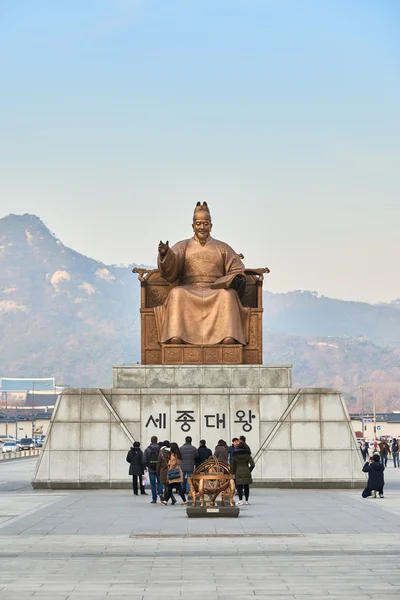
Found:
<box><xmin>192</xmin><ymin>210</ymin><xmax>212</xmax><ymax>243</ymax></box>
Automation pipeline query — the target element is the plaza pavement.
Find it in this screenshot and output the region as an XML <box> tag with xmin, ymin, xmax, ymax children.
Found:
<box><xmin>1</xmin><ymin>458</ymin><xmax>400</xmax><ymax>599</ymax></box>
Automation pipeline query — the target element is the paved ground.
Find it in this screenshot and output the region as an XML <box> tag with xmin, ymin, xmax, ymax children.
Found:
<box><xmin>1</xmin><ymin>458</ymin><xmax>400</xmax><ymax>599</ymax></box>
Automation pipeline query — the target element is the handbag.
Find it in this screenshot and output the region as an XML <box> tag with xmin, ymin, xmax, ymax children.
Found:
<box><xmin>167</xmin><ymin>468</ymin><xmax>180</xmax><ymax>480</ymax></box>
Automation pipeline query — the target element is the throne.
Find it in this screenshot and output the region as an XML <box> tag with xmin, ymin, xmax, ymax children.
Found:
<box><xmin>133</xmin><ymin>267</ymin><xmax>269</xmax><ymax>365</ymax></box>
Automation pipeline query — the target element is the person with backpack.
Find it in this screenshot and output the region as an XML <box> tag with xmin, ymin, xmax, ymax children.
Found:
<box><xmin>143</xmin><ymin>436</ymin><xmax>163</xmax><ymax>504</ymax></box>
<box><xmin>362</xmin><ymin>453</ymin><xmax>385</xmax><ymax>498</ymax></box>
<box><xmin>126</xmin><ymin>441</ymin><xmax>147</xmax><ymax>496</ymax></box>
<box><xmin>392</xmin><ymin>438</ymin><xmax>399</xmax><ymax>468</ymax></box>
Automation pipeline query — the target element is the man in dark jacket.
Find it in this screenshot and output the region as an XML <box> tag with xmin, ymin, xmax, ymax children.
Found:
<box><xmin>143</xmin><ymin>436</ymin><xmax>163</xmax><ymax>503</ymax></box>
<box><xmin>362</xmin><ymin>454</ymin><xmax>385</xmax><ymax>498</ymax></box>
<box><xmin>196</xmin><ymin>440</ymin><xmax>212</xmax><ymax>466</ymax></box>
<box><xmin>240</xmin><ymin>435</ymin><xmax>251</xmax><ymax>454</ymax></box>
<box><xmin>180</xmin><ymin>436</ymin><xmax>198</xmax><ymax>494</ymax></box>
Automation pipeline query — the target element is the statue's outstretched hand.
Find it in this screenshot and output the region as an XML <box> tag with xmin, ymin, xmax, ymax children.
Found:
<box><xmin>158</xmin><ymin>240</ymin><xmax>170</xmax><ymax>257</ymax></box>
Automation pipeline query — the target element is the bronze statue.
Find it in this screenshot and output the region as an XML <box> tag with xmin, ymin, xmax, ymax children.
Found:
<box><xmin>188</xmin><ymin>457</ymin><xmax>236</xmax><ymax>508</ymax></box>
<box><xmin>155</xmin><ymin>202</ymin><xmax>249</xmax><ymax>346</ymax></box>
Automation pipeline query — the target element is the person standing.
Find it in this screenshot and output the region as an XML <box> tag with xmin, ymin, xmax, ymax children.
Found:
<box><xmin>231</xmin><ymin>442</ymin><xmax>255</xmax><ymax>505</ymax></box>
<box><xmin>214</xmin><ymin>439</ymin><xmax>229</xmax><ymax>462</ymax></box>
<box><xmin>378</xmin><ymin>438</ymin><xmax>390</xmax><ymax>467</ymax></box>
<box><xmin>126</xmin><ymin>441</ymin><xmax>146</xmax><ymax>496</ymax></box>
<box><xmin>143</xmin><ymin>436</ymin><xmax>163</xmax><ymax>504</ymax></box>
<box><xmin>392</xmin><ymin>438</ymin><xmax>399</xmax><ymax>468</ymax></box>
<box><xmin>180</xmin><ymin>436</ymin><xmax>198</xmax><ymax>494</ymax></box>
<box><xmin>228</xmin><ymin>438</ymin><xmax>239</xmax><ymax>464</ymax></box>
<box><xmin>156</xmin><ymin>441</ymin><xmax>176</xmax><ymax>505</ymax></box>
<box><xmin>161</xmin><ymin>443</ymin><xmax>187</xmax><ymax>505</ymax></box>
<box><xmin>360</xmin><ymin>440</ymin><xmax>369</xmax><ymax>462</ymax></box>
<box><xmin>239</xmin><ymin>435</ymin><xmax>251</xmax><ymax>454</ymax></box>
<box><xmin>362</xmin><ymin>454</ymin><xmax>385</xmax><ymax>498</ymax></box>
<box><xmin>196</xmin><ymin>440</ymin><xmax>212</xmax><ymax>466</ymax></box>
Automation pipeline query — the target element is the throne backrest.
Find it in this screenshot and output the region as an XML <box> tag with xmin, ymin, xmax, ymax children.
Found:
<box><xmin>133</xmin><ymin>268</ymin><xmax>267</xmax><ymax>309</ymax></box>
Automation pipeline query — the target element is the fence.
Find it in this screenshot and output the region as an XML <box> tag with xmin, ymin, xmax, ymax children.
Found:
<box><xmin>0</xmin><ymin>449</ymin><xmax>40</xmax><ymax>461</ymax></box>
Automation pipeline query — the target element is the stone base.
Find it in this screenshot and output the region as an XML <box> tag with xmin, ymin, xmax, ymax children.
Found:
<box><xmin>186</xmin><ymin>506</ymin><xmax>240</xmax><ymax>518</ymax></box>
<box><xmin>32</xmin><ymin>364</ymin><xmax>366</xmax><ymax>490</ymax></box>
<box><xmin>112</xmin><ymin>363</ymin><xmax>293</xmax><ymax>388</ymax></box>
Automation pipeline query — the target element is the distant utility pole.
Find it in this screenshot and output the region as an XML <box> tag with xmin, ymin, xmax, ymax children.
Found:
<box><xmin>360</xmin><ymin>387</ymin><xmax>365</xmax><ymax>437</ymax></box>
<box><xmin>373</xmin><ymin>391</ymin><xmax>377</xmax><ymax>438</ymax></box>
<box><xmin>31</xmin><ymin>382</ymin><xmax>35</xmax><ymax>438</ymax></box>
<box><xmin>5</xmin><ymin>391</ymin><xmax>8</xmax><ymax>436</ymax></box>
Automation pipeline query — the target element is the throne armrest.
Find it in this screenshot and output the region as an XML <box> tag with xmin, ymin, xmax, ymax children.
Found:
<box><xmin>244</xmin><ymin>267</ymin><xmax>270</xmax><ymax>278</ymax></box>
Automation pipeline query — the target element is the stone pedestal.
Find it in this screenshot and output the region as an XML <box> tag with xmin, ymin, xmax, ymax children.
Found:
<box><xmin>187</xmin><ymin>506</ymin><xmax>240</xmax><ymax>518</ymax></box>
<box><xmin>32</xmin><ymin>364</ymin><xmax>366</xmax><ymax>489</ymax></box>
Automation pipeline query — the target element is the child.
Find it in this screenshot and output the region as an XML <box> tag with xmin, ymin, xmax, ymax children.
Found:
<box><xmin>362</xmin><ymin>453</ymin><xmax>385</xmax><ymax>499</ymax></box>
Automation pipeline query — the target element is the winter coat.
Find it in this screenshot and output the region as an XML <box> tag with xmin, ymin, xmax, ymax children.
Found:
<box><xmin>143</xmin><ymin>442</ymin><xmax>160</xmax><ymax>472</ymax></box>
<box><xmin>362</xmin><ymin>461</ymin><xmax>385</xmax><ymax>490</ymax></box>
<box><xmin>156</xmin><ymin>447</ymin><xmax>171</xmax><ymax>484</ymax></box>
<box><xmin>179</xmin><ymin>443</ymin><xmax>198</xmax><ymax>472</ymax></box>
<box><xmin>214</xmin><ymin>443</ymin><xmax>229</xmax><ymax>462</ymax></box>
<box><xmin>196</xmin><ymin>445</ymin><xmax>212</xmax><ymax>466</ymax></box>
<box><xmin>126</xmin><ymin>447</ymin><xmax>144</xmax><ymax>476</ymax></box>
<box><xmin>231</xmin><ymin>449</ymin><xmax>255</xmax><ymax>485</ymax></box>
<box><xmin>228</xmin><ymin>444</ymin><xmax>237</xmax><ymax>464</ymax></box>
<box><xmin>167</xmin><ymin>453</ymin><xmax>183</xmax><ymax>483</ymax></box>
<box><xmin>379</xmin><ymin>441</ymin><xmax>390</xmax><ymax>456</ymax></box>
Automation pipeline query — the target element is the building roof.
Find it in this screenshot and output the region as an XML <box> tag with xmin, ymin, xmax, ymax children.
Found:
<box><xmin>350</xmin><ymin>413</ymin><xmax>400</xmax><ymax>423</ymax></box>
<box><xmin>0</xmin><ymin>377</ymin><xmax>55</xmax><ymax>392</ymax></box>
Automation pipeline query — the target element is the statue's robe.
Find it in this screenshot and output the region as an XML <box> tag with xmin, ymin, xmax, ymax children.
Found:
<box><xmin>154</xmin><ymin>236</ymin><xmax>249</xmax><ymax>345</ymax></box>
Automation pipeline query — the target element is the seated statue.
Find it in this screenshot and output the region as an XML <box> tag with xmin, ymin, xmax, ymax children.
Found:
<box><xmin>154</xmin><ymin>202</ymin><xmax>249</xmax><ymax>345</ymax></box>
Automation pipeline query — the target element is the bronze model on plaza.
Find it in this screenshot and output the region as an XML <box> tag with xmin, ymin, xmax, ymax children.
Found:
<box><xmin>133</xmin><ymin>202</ymin><xmax>269</xmax><ymax>365</ymax></box>
<box><xmin>188</xmin><ymin>457</ymin><xmax>236</xmax><ymax>508</ymax></box>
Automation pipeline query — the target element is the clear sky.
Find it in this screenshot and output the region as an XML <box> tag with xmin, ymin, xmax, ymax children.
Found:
<box><xmin>1</xmin><ymin>0</ymin><xmax>399</xmax><ymax>303</ymax></box>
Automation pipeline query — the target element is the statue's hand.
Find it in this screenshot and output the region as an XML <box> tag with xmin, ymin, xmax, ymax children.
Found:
<box><xmin>158</xmin><ymin>240</ymin><xmax>170</xmax><ymax>257</ymax></box>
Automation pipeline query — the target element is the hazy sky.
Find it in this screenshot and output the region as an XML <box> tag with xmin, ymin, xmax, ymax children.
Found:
<box><xmin>1</xmin><ymin>0</ymin><xmax>399</xmax><ymax>303</ymax></box>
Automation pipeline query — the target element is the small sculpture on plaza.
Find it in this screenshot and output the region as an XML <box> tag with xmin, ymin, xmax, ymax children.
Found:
<box><xmin>188</xmin><ymin>457</ymin><xmax>236</xmax><ymax>508</ymax></box>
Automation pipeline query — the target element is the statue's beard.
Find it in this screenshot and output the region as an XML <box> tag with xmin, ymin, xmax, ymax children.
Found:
<box><xmin>196</xmin><ymin>234</ymin><xmax>209</xmax><ymax>246</ymax></box>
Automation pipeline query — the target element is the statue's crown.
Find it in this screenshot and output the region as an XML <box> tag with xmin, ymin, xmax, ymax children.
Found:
<box><xmin>193</xmin><ymin>201</ymin><xmax>211</xmax><ymax>220</ymax></box>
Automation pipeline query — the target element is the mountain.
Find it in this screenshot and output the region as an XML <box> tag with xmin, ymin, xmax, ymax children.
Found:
<box><xmin>0</xmin><ymin>214</ymin><xmax>399</xmax><ymax>412</ymax></box>
<box><xmin>0</xmin><ymin>214</ymin><xmax>142</xmax><ymax>386</ymax></box>
<box><xmin>264</xmin><ymin>291</ymin><xmax>400</xmax><ymax>348</ymax></box>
